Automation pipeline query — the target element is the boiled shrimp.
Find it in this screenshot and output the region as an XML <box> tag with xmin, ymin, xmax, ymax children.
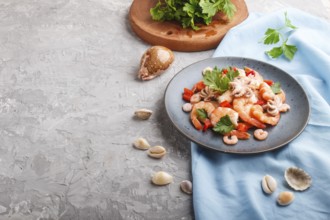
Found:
<box><xmin>190</xmin><ymin>101</ymin><xmax>216</xmax><ymax>130</ymax></box>
<box><xmin>210</xmin><ymin>107</ymin><xmax>239</xmax><ymax>127</ymax></box>
<box><xmin>223</xmin><ymin>135</ymin><xmax>238</xmax><ymax>145</ymax></box>
<box><xmin>259</xmin><ymin>82</ymin><xmax>275</xmax><ymax>101</ymax></box>
<box><xmin>254</xmin><ymin>129</ymin><xmax>268</xmax><ymax>140</ymax></box>
<box><xmin>250</xmin><ymin>105</ymin><xmax>280</xmax><ymax>126</ymax></box>
<box><xmin>233</xmin><ymin>97</ymin><xmax>266</xmax><ymax>129</ymax></box>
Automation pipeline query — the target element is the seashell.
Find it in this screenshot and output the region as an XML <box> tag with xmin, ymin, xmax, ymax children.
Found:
<box><xmin>261</xmin><ymin>175</ymin><xmax>277</xmax><ymax>194</ymax></box>
<box><xmin>284</xmin><ymin>167</ymin><xmax>312</xmax><ymax>191</ymax></box>
<box><xmin>277</xmin><ymin>191</ymin><xmax>294</xmax><ymax>206</ymax></box>
<box><xmin>147</xmin><ymin>145</ymin><xmax>166</xmax><ymax>158</ymax></box>
<box><xmin>151</xmin><ymin>171</ymin><xmax>173</xmax><ymax>186</ymax></box>
<box><xmin>180</xmin><ymin>180</ymin><xmax>192</xmax><ymax>194</ymax></box>
<box><xmin>134</xmin><ymin>108</ymin><xmax>153</xmax><ymax>120</ymax></box>
<box><xmin>138</xmin><ymin>46</ymin><xmax>174</xmax><ymax>81</ymax></box>
<box><xmin>133</xmin><ymin>137</ymin><xmax>150</xmax><ymax>150</ymax></box>
<box><xmin>182</xmin><ymin>103</ymin><xmax>192</xmax><ymax>112</ymax></box>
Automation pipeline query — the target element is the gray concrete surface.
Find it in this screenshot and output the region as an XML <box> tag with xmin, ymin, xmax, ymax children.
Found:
<box><xmin>0</xmin><ymin>0</ymin><xmax>329</xmax><ymax>219</ymax></box>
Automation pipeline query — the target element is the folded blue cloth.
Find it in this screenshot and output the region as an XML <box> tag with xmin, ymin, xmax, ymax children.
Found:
<box><xmin>192</xmin><ymin>8</ymin><xmax>330</xmax><ymax>220</ymax></box>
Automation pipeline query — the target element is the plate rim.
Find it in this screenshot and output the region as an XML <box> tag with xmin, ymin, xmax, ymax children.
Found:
<box><xmin>164</xmin><ymin>56</ymin><xmax>311</xmax><ymax>154</ymax></box>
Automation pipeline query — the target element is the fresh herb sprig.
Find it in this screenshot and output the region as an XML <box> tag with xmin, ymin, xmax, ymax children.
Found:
<box><xmin>261</xmin><ymin>12</ymin><xmax>298</xmax><ymax>61</ymax></box>
<box><xmin>213</xmin><ymin>115</ymin><xmax>234</xmax><ymax>134</ymax></box>
<box><xmin>150</xmin><ymin>0</ymin><xmax>236</xmax><ymax>30</ymax></box>
<box><xmin>202</xmin><ymin>66</ymin><xmax>239</xmax><ymax>93</ymax></box>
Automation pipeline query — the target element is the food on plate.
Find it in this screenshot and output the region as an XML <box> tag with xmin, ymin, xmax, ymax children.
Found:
<box><xmin>133</xmin><ymin>137</ymin><xmax>151</xmax><ymax>150</ymax></box>
<box><xmin>138</xmin><ymin>46</ymin><xmax>174</xmax><ymax>81</ymax></box>
<box><xmin>284</xmin><ymin>167</ymin><xmax>312</xmax><ymax>191</ymax></box>
<box><xmin>134</xmin><ymin>108</ymin><xmax>153</xmax><ymax>120</ymax></box>
<box><xmin>150</xmin><ymin>0</ymin><xmax>237</xmax><ymax>30</ymax></box>
<box><xmin>180</xmin><ymin>180</ymin><xmax>193</xmax><ymax>195</ymax></box>
<box><xmin>151</xmin><ymin>171</ymin><xmax>173</xmax><ymax>186</ymax></box>
<box><xmin>181</xmin><ymin>66</ymin><xmax>290</xmax><ymax>145</ymax></box>
<box><xmin>277</xmin><ymin>191</ymin><xmax>295</xmax><ymax>206</ymax></box>
<box><xmin>147</xmin><ymin>146</ymin><xmax>167</xmax><ymax>159</ymax></box>
<box><xmin>261</xmin><ymin>175</ymin><xmax>277</xmax><ymax>194</ymax></box>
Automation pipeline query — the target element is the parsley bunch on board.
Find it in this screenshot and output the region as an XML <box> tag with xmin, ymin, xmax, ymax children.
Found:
<box><xmin>261</xmin><ymin>12</ymin><xmax>298</xmax><ymax>61</ymax></box>
<box><xmin>202</xmin><ymin>66</ymin><xmax>239</xmax><ymax>94</ymax></box>
<box><xmin>150</xmin><ymin>0</ymin><xmax>236</xmax><ymax>30</ymax></box>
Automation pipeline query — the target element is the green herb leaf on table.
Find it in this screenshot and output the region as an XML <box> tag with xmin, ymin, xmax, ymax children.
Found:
<box><xmin>261</xmin><ymin>12</ymin><xmax>298</xmax><ymax>61</ymax></box>
<box><xmin>213</xmin><ymin>115</ymin><xmax>235</xmax><ymax>135</ymax></box>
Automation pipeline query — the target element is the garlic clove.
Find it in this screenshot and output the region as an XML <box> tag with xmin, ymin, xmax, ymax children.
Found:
<box><xmin>133</xmin><ymin>137</ymin><xmax>150</xmax><ymax>150</ymax></box>
<box><xmin>147</xmin><ymin>146</ymin><xmax>166</xmax><ymax>158</ymax></box>
<box><xmin>138</xmin><ymin>46</ymin><xmax>174</xmax><ymax>81</ymax></box>
<box><xmin>151</xmin><ymin>171</ymin><xmax>173</xmax><ymax>186</ymax></box>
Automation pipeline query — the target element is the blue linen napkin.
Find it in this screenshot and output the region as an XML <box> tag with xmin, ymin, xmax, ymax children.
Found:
<box><xmin>191</xmin><ymin>8</ymin><xmax>330</xmax><ymax>220</ymax></box>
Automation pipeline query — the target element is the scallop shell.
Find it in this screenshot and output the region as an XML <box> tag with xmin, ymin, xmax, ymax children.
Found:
<box><xmin>277</xmin><ymin>191</ymin><xmax>295</xmax><ymax>206</ymax></box>
<box><xmin>284</xmin><ymin>167</ymin><xmax>312</xmax><ymax>191</ymax></box>
<box><xmin>151</xmin><ymin>171</ymin><xmax>173</xmax><ymax>186</ymax></box>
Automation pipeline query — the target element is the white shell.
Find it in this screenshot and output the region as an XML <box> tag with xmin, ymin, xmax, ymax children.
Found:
<box><xmin>147</xmin><ymin>146</ymin><xmax>166</xmax><ymax>158</ymax></box>
<box><xmin>151</xmin><ymin>171</ymin><xmax>173</xmax><ymax>186</ymax></box>
<box><xmin>134</xmin><ymin>108</ymin><xmax>153</xmax><ymax>120</ymax></box>
<box><xmin>180</xmin><ymin>180</ymin><xmax>192</xmax><ymax>194</ymax></box>
<box><xmin>261</xmin><ymin>175</ymin><xmax>277</xmax><ymax>194</ymax></box>
<box><xmin>284</xmin><ymin>167</ymin><xmax>312</xmax><ymax>191</ymax></box>
<box><xmin>133</xmin><ymin>137</ymin><xmax>150</xmax><ymax>150</ymax></box>
<box><xmin>277</xmin><ymin>191</ymin><xmax>295</xmax><ymax>206</ymax></box>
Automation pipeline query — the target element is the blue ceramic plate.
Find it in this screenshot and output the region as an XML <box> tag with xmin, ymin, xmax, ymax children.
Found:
<box><xmin>164</xmin><ymin>57</ymin><xmax>310</xmax><ymax>154</ymax></box>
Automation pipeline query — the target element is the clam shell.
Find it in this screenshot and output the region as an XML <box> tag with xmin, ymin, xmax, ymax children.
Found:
<box><xmin>277</xmin><ymin>191</ymin><xmax>294</xmax><ymax>206</ymax></box>
<box><xmin>147</xmin><ymin>146</ymin><xmax>166</xmax><ymax>158</ymax></box>
<box><xmin>134</xmin><ymin>108</ymin><xmax>153</xmax><ymax>120</ymax></box>
<box><xmin>261</xmin><ymin>175</ymin><xmax>277</xmax><ymax>194</ymax></box>
<box><xmin>284</xmin><ymin>167</ymin><xmax>312</xmax><ymax>191</ymax></box>
<box><xmin>180</xmin><ymin>180</ymin><xmax>192</xmax><ymax>194</ymax></box>
<box><xmin>151</xmin><ymin>171</ymin><xmax>173</xmax><ymax>186</ymax></box>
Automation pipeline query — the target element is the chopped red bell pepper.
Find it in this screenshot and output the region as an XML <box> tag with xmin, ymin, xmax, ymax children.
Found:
<box><xmin>202</xmin><ymin>119</ymin><xmax>212</xmax><ymax>132</ymax></box>
<box><xmin>195</xmin><ymin>81</ymin><xmax>206</xmax><ymax>91</ymax></box>
<box><xmin>256</xmin><ymin>99</ymin><xmax>266</xmax><ymax>106</ymax></box>
<box><xmin>244</xmin><ymin>67</ymin><xmax>255</xmax><ymax>76</ymax></box>
<box><xmin>264</xmin><ymin>79</ymin><xmax>274</xmax><ymax>86</ymax></box>
<box><xmin>220</xmin><ymin>100</ymin><xmax>232</xmax><ymax>108</ymax></box>
<box><xmin>222</xmin><ymin>69</ymin><xmax>228</xmax><ymax>74</ymax></box>
<box><xmin>183</xmin><ymin>88</ymin><xmax>194</xmax><ymax>102</ymax></box>
<box><xmin>236</xmin><ymin>122</ymin><xmax>252</xmax><ymax>132</ymax></box>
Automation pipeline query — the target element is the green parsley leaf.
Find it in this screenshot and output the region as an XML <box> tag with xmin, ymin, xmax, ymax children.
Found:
<box><xmin>197</xmin><ymin>108</ymin><xmax>208</xmax><ymax>120</ymax></box>
<box><xmin>262</xmin><ymin>28</ymin><xmax>280</xmax><ymax>45</ymax></box>
<box><xmin>202</xmin><ymin>66</ymin><xmax>239</xmax><ymax>93</ymax></box>
<box><xmin>266</xmin><ymin>46</ymin><xmax>283</xmax><ymax>59</ymax></box>
<box><xmin>270</xmin><ymin>82</ymin><xmax>281</xmax><ymax>94</ymax></box>
<box><xmin>282</xmin><ymin>43</ymin><xmax>298</xmax><ymax>61</ymax></box>
<box><xmin>150</xmin><ymin>0</ymin><xmax>236</xmax><ymax>30</ymax></box>
<box><xmin>212</xmin><ymin>115</ymin><xmax>235</xmax><ymax>135</ymax></box>
<box><xmin>284</xmin><ymin>11</ymin><xmax>297</xmax><ymax>30</ymax></box>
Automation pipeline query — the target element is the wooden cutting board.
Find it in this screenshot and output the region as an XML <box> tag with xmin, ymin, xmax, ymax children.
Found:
<box><xmin>129</xmin><ymin>0</ymin><xmax>249</xmax><ymax>52</ymax></box>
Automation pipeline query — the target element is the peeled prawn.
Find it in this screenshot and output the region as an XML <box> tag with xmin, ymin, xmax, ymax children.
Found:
<box><xmin>223</xmin><ymin>135</ymin><xmax>238</xmax><ymax>145</ymax></box>
<box><xmin>210</xmin><ymin>107</ymin><xmax>239</xmax><ymax>127</ymax></box>
<box><xmin>190</xmin><ymin>101</ymin><xmax>216</xmax><ymax>130</ymax></box>
<box><xmin>259</xmin><ymin>82</ymin><xmax>275</xmax><ymax>101</ymax></box>
<box><xmin>233</xmin><ymin>97</ymin><xmax>266</xmax><ymax>129</ymax></box>
<box><xmin>250</xmin><ymin>105</ymin><xmax>280</xmax><ymax>126</ymax></box>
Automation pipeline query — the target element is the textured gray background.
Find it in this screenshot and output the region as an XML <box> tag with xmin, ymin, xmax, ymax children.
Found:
<box><xmin>0</xmin><ymin>0</ymin><xmax>329</xmax><ymax>219</ymax></box>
